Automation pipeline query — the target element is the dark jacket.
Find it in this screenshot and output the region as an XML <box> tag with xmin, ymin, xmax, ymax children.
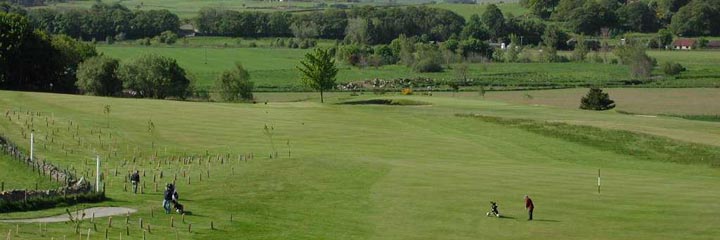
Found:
<box><xmin>130</xmin><ymin>173</ymin><xmax>140</xmax><ymax>182</ymax></box>
<box><xmin>525</xmin><ymin>198</ymin><xmax>534</xmax><ymax>211</ymax></box>
<box><xmin>164</xmin><ymin>190</ymin><xmax>173</xmax><ymax>201</ymax></box>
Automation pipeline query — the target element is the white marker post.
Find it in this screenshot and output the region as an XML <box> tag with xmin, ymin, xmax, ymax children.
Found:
<box><xmin>597</xmin><ymin>169</ymin><xmax>601</xmax><ymax>194</ymax></box>
<box><xmin>30</xmin><ymin>131</ymin><xmax>34</xmax><ymax>161</ymax></box>
<box><xmin>96</xmin><ymin>156</ymin><xmax>101</xmax><ymax>192</ymax></box>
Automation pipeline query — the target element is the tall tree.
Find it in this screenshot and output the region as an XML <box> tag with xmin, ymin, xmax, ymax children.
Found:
<box><xmin>297</xmin><ymin>48</ymin><xmax>338</xmax><ymax>103</ymax></box>
<box><xmin>460</xmin><ymin>14</ymin><xmax>489</xmax><ymax>40</ymax></box>
<box><xmin>482</xmin><ymin>4</ymin><xmax>505</xmax><ymax>41</ymax></box>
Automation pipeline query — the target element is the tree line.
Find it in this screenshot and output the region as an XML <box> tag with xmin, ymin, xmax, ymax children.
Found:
<box><xmin>26</xmin><ymin>3</ymin><xmax>179</xmax><ymax>41</ymax></box>
<box><xmin>523</xmin><ymin>0</ymin><xmax>720</xmax><ymax>36</ymax></box>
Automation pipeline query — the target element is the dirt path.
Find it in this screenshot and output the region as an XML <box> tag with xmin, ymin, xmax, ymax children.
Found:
<box><xmin>0</xmin><ymin>207</ymin><xmax>137</xmax><ymax>223</ymax></box>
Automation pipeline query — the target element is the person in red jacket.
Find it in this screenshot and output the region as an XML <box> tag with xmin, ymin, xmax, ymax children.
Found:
<box><xmin>524</xmin><ymin>195</ymin><xmax>534</xmax><ymax>220</ymax></box>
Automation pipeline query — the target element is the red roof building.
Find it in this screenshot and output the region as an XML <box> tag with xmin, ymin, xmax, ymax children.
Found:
<box><xmin>672</xmin><ymin>38</ymin><xmax>696</xmax><ymax>50</ymax></box>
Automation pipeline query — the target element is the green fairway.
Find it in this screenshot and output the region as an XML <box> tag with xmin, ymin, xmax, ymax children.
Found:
<box><xmin>0</xmin><ymin>91</ymin><xmax>718</xmax><ymax>239</ymax></box>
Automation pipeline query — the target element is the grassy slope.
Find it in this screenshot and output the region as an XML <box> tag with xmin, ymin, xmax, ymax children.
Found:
<box><xmin>0</xmin><ymin>154</ymin><xmax>59</xmax><ymax>191</ymax></box>
<box><xmin>0</xmin><ymin>91</ymin><xmax>717</xmax><ymax>239</ymax></box>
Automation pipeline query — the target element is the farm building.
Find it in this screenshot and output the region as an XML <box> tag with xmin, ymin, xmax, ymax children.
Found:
<box><xmin>706</xmin><ymin>40</ymin><xmax>720</xmax><ymax>49</ymax></box>
<box><xmin>672</xmin><ymin>38</ymin><xmax>696</xmax><ymax>50</ymax></box>
<box><xmin>179</xmin><ymin>24</ymin><xmax>198</xmax><ymax>37</ymax></box>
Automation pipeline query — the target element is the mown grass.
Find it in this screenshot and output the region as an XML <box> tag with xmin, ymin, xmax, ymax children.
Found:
<box><xmin>0</xmin><ymin>92</ymin><xmax>718</xmax><ymax>239</ymax></box>
<box><xmin>460</xmin><ymin>114</ymin><xmax>720</xmax><ymax>167</ymax></box>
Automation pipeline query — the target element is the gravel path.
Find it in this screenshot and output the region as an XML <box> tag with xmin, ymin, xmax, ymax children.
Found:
<box><xmin>0</xmin><ymin>207</ymin><xmax>137</xmax><ymax>223</ymax></box>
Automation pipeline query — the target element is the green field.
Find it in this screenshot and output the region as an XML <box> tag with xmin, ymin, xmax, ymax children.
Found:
<box><xmin>0</xmin><ymin>154</ymin><xmax>59</xmax><ymax>191</ymax></box>
<box><xmin>0</xmin><ymin>90</ymin><xmax>718</xmax><ymax>239</ymax></box>
<box><xmin>98</xmin><ymin>45</ymin><xmax>720</xmax><ymax>91</ymax></box>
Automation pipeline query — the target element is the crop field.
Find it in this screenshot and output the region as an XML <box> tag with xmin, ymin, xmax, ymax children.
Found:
<box><xmin>0</xmin><ymin>91</ymin><xmax>718</xmax><ymax>239</ymax></box>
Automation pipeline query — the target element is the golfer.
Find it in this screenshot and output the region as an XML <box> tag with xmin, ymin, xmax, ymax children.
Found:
<box><xmin>524</xmin><ymin>195</ymin><xmax>534</xmax><ymax>220</ymax></box>
<box><xmin>130</xmin><ymin>170</ymin><xmax>140</xmax><ymax>194</ymax></box>
<box><xmin>163</xmin><ymin>184</ymin><xmax>174</xmax><ymax>214</ymax></box>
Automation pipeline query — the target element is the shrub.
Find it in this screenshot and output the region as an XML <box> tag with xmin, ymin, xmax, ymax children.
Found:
<box><xmin>401</xmin><ymin>88</ymin><xmax>413</xmax><ymax>95</ymax></box>
<box><xmin>214</xmin><ymin>63</ymin><xmax>254</xmax><ymax>102</ymax></box>
<box><xmin>580</xmin><ymin>87</ymin><xmax>615</xmax><ymax>111</ymax></box>
<box><xmin>413</xmin><ymin>58</ymin><xmax>443</xmax><ymax>73</ymax></box>
<box><xmin>663</xmin><ymin>62</ymin><xmax>685</xmax><ymax>76</ymax></box>
<box><xmin>76</xmin><ymin>56</ymin><xmax>121</xmax><ymax>96</ymax></box>
<box><xmin>157</xmin><ymin>31</ymin><xmax>178</xmax><ymax>45</ymax></box>
<box><xmin>0</xmin><ymin>192</ymin><xmax>105</xmax><ymax>213</ymax></box>
<box><xmin>248</xmin><ymin>42</ymin><xmax>257</xmax><ymax>48</ymax></box>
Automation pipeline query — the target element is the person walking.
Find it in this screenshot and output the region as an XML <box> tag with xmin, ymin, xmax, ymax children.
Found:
<box><xmin>163</xmin><ymin>184</ymin><xmax>174</xmax><ymax>214</ymax></box>
<box><xmin>524</xmin><ymin>195</ymin><xmax>534</xmax><ymax>220</ymax></box>
<box><xmin>130</xmin><ymin>171</ymin><xmax>140</xmax><ymax>194</ymax></box>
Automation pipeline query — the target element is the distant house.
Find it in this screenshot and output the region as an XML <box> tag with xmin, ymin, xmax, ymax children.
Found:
<box><xmin>179</xmin><ymin>24</ymin><xmax>197</xmax><ymax>37</ymax></box>
<box><xmin>706</xmin><ymin>40</ymin><xmax>720</xmax><ymax>49</ymax></box>
<box><xmin>672</xmin><ymin>38</ymin><xmax>696</xmax><ymax>50</ymax></box>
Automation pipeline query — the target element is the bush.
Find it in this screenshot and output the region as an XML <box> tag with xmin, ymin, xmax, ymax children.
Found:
<box><xmin>413</xmin><ymin>58</ymin><xmax>443</xmax><ymax>73</ymax></box>
<box><xmin>157</xmin><ymin>31</ymin><xmax>178</xmax><ymax>45</ymax></box>
<box><xmin>580</xmin><ymin>87</ymin><xmax>615</xmax><ymax>111</ymax></box>
<box><xmin>214</xmin><ymin>63</ymin><xmax>254</xmax><ymax>102</ymax></box>
<box><xmin>76</xmin><ymin>56</ymin><xmax>122</xmax><ymax>96</ymax></box>
<box><xmin>248</xmin><ymin>42</ymin><xmax>257</xmax><ymax>48</ymax></box>
<box><xmin>663</xmin><ymin>62</ymin><xmax>685</xmax><ymax>76</ymax></box>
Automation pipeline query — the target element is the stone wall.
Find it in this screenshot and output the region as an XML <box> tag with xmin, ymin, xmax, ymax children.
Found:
<box><xmin>0</xmin><ymin>134</ymin><xmax>93</xmax><ymax>203</ymax></box>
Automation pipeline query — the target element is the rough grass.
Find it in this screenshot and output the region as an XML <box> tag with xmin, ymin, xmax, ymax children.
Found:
<box><xmin>460</xmin><ymin>114</ymin><xmax>720</xmax><ymax>167</ymax></box>
<box><xmin>0</xmin><ymin>92</ymin><xmax>718</xmax><ymax>239</ymax></box>
<box><xmin>340</xmin><ymin>99</ymin><xmax>430</xmax><ymax>106</ymax></box>
<box><xmin>0</xmin><ymin>155</ymin><xmax>59</xmax><ymax>191</ymax></box>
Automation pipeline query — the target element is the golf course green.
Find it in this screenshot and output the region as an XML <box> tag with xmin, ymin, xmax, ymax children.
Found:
<box><xmin>0</xmin><ymin>90</ymin><xmax>718</xmax><ymax>239</ymax></box>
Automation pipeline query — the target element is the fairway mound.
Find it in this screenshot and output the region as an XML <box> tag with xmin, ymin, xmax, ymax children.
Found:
<box><xmin>0</xmin><ymin>207</ymin><xmax>137</xmax><ymax>223</ymax></box>
<box><xmin>340</xmin><ymin>99</ymin><xmax>431</xmax><ymax>106</ymax></box>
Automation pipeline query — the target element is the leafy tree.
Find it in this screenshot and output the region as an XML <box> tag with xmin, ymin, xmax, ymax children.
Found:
<box><xmin>568</xmin><ymin>0</ymin><xmax>618</xmax><ymax>35</ymax></box>
<box><xmin>290</xmin><ymin>20</ymin><xmax>320</xmax><ymax>39</ymax></box>
<box><xmin>118</xmin><ymin>54</ymin><xmax>190</xmax><ymax>99</ymax></box>
<box><xmin>504</xmin><ymin>34</ymin><xmax>522</xmax><ymax>63</ymax></box>
<box><xmin>214</xmin><ymin>63</ymin><xmax>254</xmax><ymax>102</ymax></box>
<box><xmin>413</xmin><ymin>44</ymin><xmax>444</xmax><ymax>73</ymax></box>
<box><xmin>571</xmin><ymin>34</ymin><xmax>588</xmax><ymax>62</ymax></box>
<box><xmin>580</xmin><ymin>87</ymin><xmax>615</xmax><ymax>111</ymax></box>
<box><xmin>656</xmin><ymin>29</ymin><xmax>674</xmax><ymax>47</ymax></box>
<box><xmin>670</xmin><ymin>0</ymin><xmax>720</xmax><ymax>36</ymax></box>
<box><xmin>614</xmin><ymin>41</ymin><xmax>655</xmax><ymax>79</ymax></box>
<box><xmin>297</xmin><ymin>48</ymin><xmax>338</xmax><ymax>103</ymax></box>
<box><xmin>344</xmin><ymin>17</ymin><xmax>371</xmax><ymax>45</ymax></box>
<box><xmin>76</xmin><ymin>56</ymin><xmax>121</xmax><ymax>96</ymax></box>
<box><xmin>459</xmin><ymin>38</ymin><xmax>493</xmax><ymax>58</ymax></box>
<box><xmin>552</xmin><ymin>0</ymin><xmax>583</xmax><ymax>21</ymax></box>
<box><xmin>528</xmin><ymin>0</ymin><xmax>560</xmax><ymax>19</ymax></box>
<box><xmin>482</xmin><ymin>4</ymin><xmax>505</xmax><ymax>41</ymax></box>
<box><xmin>617</xmin><ymin>1</ymin><xmax>659</xmax><ymax>33</ymax></box>
<box><xmin>460</xmin><ymin>14</ymin><xmax>489</xmax><ymax>40</ymax></box>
